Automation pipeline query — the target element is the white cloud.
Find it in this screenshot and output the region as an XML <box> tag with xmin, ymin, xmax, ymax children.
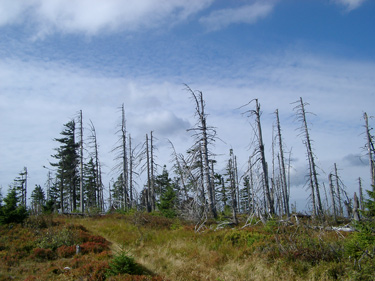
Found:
<box><xmin>133</xmin><ymin>110</ymin><xmax>190</xmax><ymax>136</ymax></box>
<box><xmin>0</xmin><ymin>0</ymin><xmax>27</xmax><ymax>26</ymax></box>
<box><xmin>0</xmin><ymin>0</ymin><xmax>213</xmax><ymax>37</ymax></box>
<box><xmin>199</xmin><ymin>2</ymin><xmax>274</xmax><ymax>31</ymax></box>
<box><xmin>0</xmin><ymin>51</ymin><xmax>374</xmax><ymax>209</ymax></box>
<box><xmin>332</xmin><ymin>0</ymin><xmax>367</xmax><ymax>11</ymax></box>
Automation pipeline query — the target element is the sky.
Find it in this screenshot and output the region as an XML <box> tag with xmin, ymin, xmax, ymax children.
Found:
<box><xmin>0</xmin><ymin>0</ymin><xmax>374</xmax><ymax>212</ymax></box>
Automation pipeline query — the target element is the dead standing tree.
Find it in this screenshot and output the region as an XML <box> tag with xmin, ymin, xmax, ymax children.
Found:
<box><xmin>364</xmin><ymin>112</ymin><xmax>375</xmax><ymax>189</ymax></box>
<box><xmin>145</xmin><ymin>132</ymin><xmax>156</xmax><ymax>212</ymax></box>
<box><xmin>275</xmin><ymin>109</ymin><xmax>290</xmax><ymax>217</ymax></box>
<box><xmin>293</xmin><ymin>97</ymin><xmax>323</xmax><ymax>218</ymax></box>
<box><xmin>111</xmin><ymin>104</ymin><xmax>129</xmax><ymax>210</ymax></box>
<box><xmin>186</xmin><ymin>85</ymin><xmax>218</xmax><ymax>219</ymax></box>
<box><xmin>87</xmin><ymin>119</ymin><xmax>104</xmax><ymax>211</ymax></box>
<box><xmin>78</xmin><ymin>110</ymin><xmax>84</xmax><ymax>213</ymax></box>
<box><xmin>227</xmin><ymin>149</ymin><xmax>239</xmax><ymax>224</ymax></box>
<box><xmin>241</xmin><ymin>99</ymin><xmax>274</xmax><ymax>216</ymax></box>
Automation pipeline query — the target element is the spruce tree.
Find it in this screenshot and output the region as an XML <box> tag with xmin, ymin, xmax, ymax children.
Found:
<box><xmin>50</xmin><ymin>120</ymin><xmax>80</xmax><ymax>212</ymax></box>
<box><xmin>30</xmin><ymin>184</ymin><xmax>46</xmax><ymax>215</ymax></box>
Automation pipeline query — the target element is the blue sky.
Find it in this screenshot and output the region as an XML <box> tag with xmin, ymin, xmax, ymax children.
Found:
<box><xmin>0</xmin><ymin>0</ymin><xmax>374</xmax><ymax>211</ymax></box>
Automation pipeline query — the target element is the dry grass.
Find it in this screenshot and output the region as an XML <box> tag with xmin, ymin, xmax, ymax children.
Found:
<box><xmin>68</xmin><ymin>213</ymin><xmax>349</xmax><ymax>281</ymax></box>
<box><xmin>27</xmin><ymin>213</ymin><xmax>370</xmax><ymax>281</ymax></box>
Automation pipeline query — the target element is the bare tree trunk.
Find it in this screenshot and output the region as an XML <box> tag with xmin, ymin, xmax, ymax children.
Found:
<box><xmin>307</xmin><ymin>150</ymin><xmax>317</xmax><ymax>217</ymax></box>
<box><xmin>248</xmin><ymin>157</ymin><xmax>254</xmax><ymax>215</ymax></box>
<box><xmin>200</xmin><ymin>100</ymin><xmax>217</xmax><ymax>218</ymax></box>
<box><xmin>72</xmin><ymin>126</ymin><xmax>77</xmax><ymax>212</ymax></box>
<box><xmin>255</xmin><ymin>99</ymin><xmax>274</xmax><ymax>215</ymax></box>
<box><xmin>129</xmin><ymin>134</ymin><xmax>133</xmax><ymax>208</ymax></box>
<box><xmin>186</xmin><ymin>85</ymin><xmax>217</xmax><ymax>219</ymax></box>
<box><xmin>79</xmin><ymin>110</ymin><xmax>84</xmax><ymax>213</ymax></box>
<box><xmin>329</xmin><ymin>173</ymin><xmax>337</xmax><ymax>222</ymax></box>
<box><xmin>298</xmin><ymin>97</ymin><xmax>323</xmax><ymax>217</ymax></box>
<box><xmin>364</xmin><ymin>112</ymin><xmax>375</xmax><ymax>188</ymax></box>
<box><xmin>234</xmin><ymin>156</ymin><xmax>240</xmax><ymax>213</ymax></box>
<box><xmin>146</xmin><ymin>133</ymin><xmax>151</xmax><ymax>212</ymax></box>
<box><xmin>168</xmin><ymin>140</ymin><xmax>189</xmax><ymax>201</ymax></box>
<box><xmin>358</xmin><ymin>177</ymin><xmax>364</xmax><ymax>211</ymax></box>
<box><xmin>210</xmin><ymin>159</ymin><xmax>217</xmax><ymax>212</ymax></box>
<box><xmin>334</xmin><ymin>163</ymin><xmax>343</xmax><ymax>217</ymax></box>
<box><xmin>121</xmin><ymin>104</ymin><xmax>128</xmax><ymax>210</ymax></box>
<box><xmin>150</xmin><ymin>131</ymin><xmax>155</xmax><ymax>211</ymax></box>
<box><xmin>229</xmin><ymin>150</ymin><xmax>238</xmax><ymax>224</ymax></box>
<box><xmin>88</xmin><ymin>120</ymin><xmax>103</xmax><ymax>211</ymax></box>
<box><xmin>275</xmin><ymin>109</ymin><xmax>289</xmax><ymax>216</ymax></box>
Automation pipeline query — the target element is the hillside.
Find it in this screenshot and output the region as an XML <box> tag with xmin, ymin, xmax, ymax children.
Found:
<box><xmin>1</xmin><ymin>213</ymin><xmax>374</xmax><ymax>280</ymax></box>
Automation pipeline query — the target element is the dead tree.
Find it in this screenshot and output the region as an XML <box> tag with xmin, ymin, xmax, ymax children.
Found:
<box><xmin>121</xmin><ymin>105</ymin><xmax>129</xmax><ymax>210</ymax></box>
<box><xmin>228</xmin><ymin>149</ymin><xmax>239</xmax><ymax>224</ymax></box>
<box><xmin>79</xmin><ymin>110</ymin><xmax>84</xmax><ymax>213</ymax></box>
<box><xmin>294</xmin><ymin>97</ymin><xmax>323</xmax><ymax>218</ymax></box>
<box><xmin>275</xmin><ymin>109</ymin><xmax>290</xmax><ymax>216</ymax></box>
<box><xmin>358</xmin><ymin>177</ymin><xmax>364</xmax><ymax>211</ymax></box>
<box><xmin>248</xmin><ymin>156</ymin><xmax>255</xmax><ymax>215</ymax></box>
<box><xmin>149</xmin><ymin>132</ymin><xmax>156</xmax><ymax>211</ymax></box>
<box><xmin>334</xmin><ymin>163</ymin><xmax>343</xmax><ymax>217</ymax></box>
<box><xmin>168</xmin><ymin>140</ymin><xmax>189</xmax><ymax>201</ymax></box>
<box><xmin>329</xmin><ymin>173</ymin><xmax>337</xmax><ymax>222</ymax></box>
<box><xmin>186</xmin><ymin>85</ymin><xmax>217</xmax><ymax>219</ymax></box>
<box><xmin>129</xmin><ymin>134</ymin><xmax>134</xmax><ymax>208</ymax></box>
<box><xmin>146</xmin><ymin>133</ymin><xmax>151</xmax><ymax>212</ymax></box>
<box><xmin>111</xmin><ymin>104</ymin><xmax>129</xmax><ymax>210</ymax></box>
<box><xmin>88</xmin><ymin>120</ymin><xmax>103</xmax><ymax>211</ymax></box>
<box><xmin>241</xmin><ymin>99</ymin><xmax>274</xmax><ymax>216</ymax></box>
<box><xmin>142</xmin><ymin>132</ymin><xmax>157</xmax><ymax>212</ymax></box>
<box><xmin>364</xmin><ymin>112</ymin><xmax>375</xmax><ymax>188</ymax></box>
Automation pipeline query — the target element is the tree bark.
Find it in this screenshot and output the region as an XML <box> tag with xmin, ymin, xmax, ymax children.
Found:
<box><xmin>364</xmin><ymin>112</ymin><xmax>375</xmax><ymax>188</ymax></box>
<box><xmin>255</xmin><ymin>99</ymin><xmax>274</xmax><ymax>215</ymax></box>
<box><xmin>276</xmin><ymin>109</ymin><xmax>289</xmax><ymax>216</ymax></box>
<box><xmin>299</xmin><ymin>97</ymin><xmax>323</xmax><ymax>217</ymax></box>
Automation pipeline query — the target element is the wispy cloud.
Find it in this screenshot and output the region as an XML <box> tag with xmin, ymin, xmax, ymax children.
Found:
<box><xmin>199</xmin><ymin>2</ymin><xmax>274</xmax><ymax>31</ymax></box>
<box><xmin>332</xmin><ymin>0</ymin><xmax>367</xmax><ymax>12</ymax></box>
<box><xmin>0</xmin><ymin>0</ymin><xmax>213</xmax><ymax>37</ymax></box>
<box><xmin>1</xmin><ymin>50</ymin><xmax>374</xmax><ymax>206</ymax></box>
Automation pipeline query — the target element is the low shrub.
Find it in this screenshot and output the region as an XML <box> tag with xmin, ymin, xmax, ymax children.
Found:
<box><xmin>2</xmin><ymin>253</ymin><xmax>20</xmax><ymax>266</ymax></box>
<box><xmin>57</xmin><ymin>245</ymin><xmax>76</xmax><ymax>258</ymax></box>
<box><xmin>106</xmin><ymin>252</ymin><xmax>141</xmax><ymax>277</ymax></box>
<box><xmin>77</xmin><ymin>260</ymin><xmax>109</xmax><ymax>281</ymax></box>
<box><xmin>32</xmin><ymin>248</ymin><xmax>56</xmax><ymax>261</ymax></box>
<box><xmin>81</xmin><ymin>241</ymin><xmax>109</xmax><ymax>254</ymax></box>
<box><xmin>37</xmin><ymin>227</ymin><xmax>77</xmax><ymax>250</ymax></box>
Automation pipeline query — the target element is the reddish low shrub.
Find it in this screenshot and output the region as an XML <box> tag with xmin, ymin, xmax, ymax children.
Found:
<box><xmin>57</xmin><ymin>245</ymin><xmax>76</xmax><ymax>258</ymax></box>
<box><xmin>77</xmin><ymin>260</ymin><xmax>109</xmax><ymax>281</ymax></box>
<box><xmin>87</xmin><ymin>235</ymin><xmax>108</xmax><ymax>245</ymax></box>
<box><xmin>32</xmin><ymin>248</ymin><xmax>56</xmax><ymax>261</ymax></box>
<box><xmin>80</xmin><ymin>241</ymin><xmax>109</xmax><ymax>254</ymax></box>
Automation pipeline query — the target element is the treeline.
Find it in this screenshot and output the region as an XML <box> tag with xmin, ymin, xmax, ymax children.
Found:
<box><xmin>2</xmin><ymin>86</ymin><xmax>375</xmax><ymax>224</ymax></box>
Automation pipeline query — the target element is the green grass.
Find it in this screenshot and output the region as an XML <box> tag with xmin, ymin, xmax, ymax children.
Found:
<box><xmin>1</xmin><ymin>213</ymin><xmax>374</xmax><ymax>280</ymax></box>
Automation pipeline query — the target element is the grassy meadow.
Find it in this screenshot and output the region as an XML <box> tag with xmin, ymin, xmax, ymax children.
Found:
<box><xmin>0</xmin><ymin>213</ymin><xmax>374</xmax><ymax>280</ymax></box>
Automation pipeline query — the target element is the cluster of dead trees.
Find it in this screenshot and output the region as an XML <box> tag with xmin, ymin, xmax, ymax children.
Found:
<box><xmin>7</xmin><ymin>86</ymin><xmax>374</xmax><ymax>223</ymax></box>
